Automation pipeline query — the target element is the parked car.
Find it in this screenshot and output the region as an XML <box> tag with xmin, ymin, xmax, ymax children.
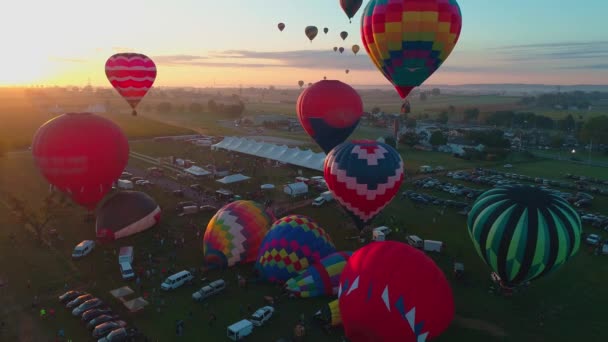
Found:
<box><xmin>161</xmin><ymin>270</ymin><xmax>194</xmax><ymax>291</ymax></box>
<box><xmin>73</xmin><ymin>298</ymin><xmax>103</xmax><ymax>316</ymax></box>
<box><xmin>82</xmin><ymin>307</ymin><xmax>113</xmax><ymax>322</ymax></box>
<box><xmin>59</xmin><ymin>290</ymin><xmax>84</xmax><ymax>304</ymax></box>
<box><xmin>249</xmin><ymin>306</ymin><xmax>274</xmax><ymax>327</ymax></box>
<box><xmin>92</xmin><ymin>321</ymin><xmax>127</xmax><ymax>339</ymax></box>
<box><xmin>72</xmin><ymin>240</ymin><xmax>95</xmax><ymax>259</ymax></box>
<box><xmin>119</xmin><ymin>262</ymin><xmax>135</xmax><ymax>280</ymax></box>
<box><xmin>66</xmin><ymin>294</ymin><xmax>94</xmax><ymax>309</ymax></box>
<box><xmin>98</xmin><ymin>327</ymin><xmax>141</xmax><ymax>342</ymax></box>
<box><xmin>192</xmin><ymin>279</ymin><xmax>226</xmax><ymax>302</ymax></box>
<box><xmin>586</xmin><ymin>234</ymin><xmax>601</xmax><ymax>246</ymax></box>
<box><xmin>88</xmin><ymin>315</ymin><xmax>121</xmax><ymax>330</ymax></box>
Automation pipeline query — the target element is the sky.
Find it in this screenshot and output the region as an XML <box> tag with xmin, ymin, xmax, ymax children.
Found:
<box><xmin>0</xmin><ymin>0</ymin><xmax>607</xmax><ymax>87</ymax></box>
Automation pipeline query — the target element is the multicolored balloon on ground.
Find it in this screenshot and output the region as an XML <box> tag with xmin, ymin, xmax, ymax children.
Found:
<box><xmin>340</xmin><ymin>31</ymin><xmax>349</xmax><ymax>40</ymax></box>
<box><xmin>305</xmin><ymin>26</ymin><xmax>319</xmax><ymax>42</ymax></box>
<box><xmin>96</xmin><ymin>191</ymin><xmax>161</xmax><ymax>243</ymax></box>
<box><xmin>361</xmin><ymin>0</ymin><xmax>462</xmax><ymax>99</ymax></box>
<box><xmin>203</xmin><ymin>200</ymin><xmax>272</xmax><ymax>269</ymax></box>
<box><xmin>324</xmin><ymin>140</ymin><xmax>404</xmax><ymax>230</ymax></box>
<box><xmin>316</xmin><ymin>299</ymin><xmax>342</xmax><ymax>327</ymax></box>
<box><xmin>105</xmin><ymin>53</ymin><xmax>157</xmax><ymax>116</ymax></box>
<box><xmin>468</xmin><ymin>185</ymin><xmax>582</xmax><ymax>286</ymax></box>
<box><xmin>285</xmin><ymin>251</ymin><xmax>352</xmax><ymax>298</ymax></box>
<box><xmin>278</xmin><ymin>22</ymin><xmax>286</xmax><ymax>31</ymax></box>
<box><xmin>339</xmin><ymin>241</ymin><xmax>454</xmax><ymax>342</ymax></box>
<box><xmin>297</xmin><ymin>80</ymin><xmax>363</xmax><ymax>154</ymax></box>
<box><xmin>32</xmin><ymin>113</ymin><xmax>129</xmax><ymax>210</ymax></box>
<box><xmin>255</xmin><ymin>215</ymin><xmax>336</xmax><ymax>283</ymax></box>
<box><xmin>340</xmin><ymin>0</ymin><xmax>364</xmax><ymax>22</ymax></box>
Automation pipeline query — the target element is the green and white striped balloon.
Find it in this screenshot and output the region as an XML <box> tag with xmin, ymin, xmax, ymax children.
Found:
<box><xmin>467</xmin><ymin>185</ymin><xmax>581</xmax><ymax>286</ymax></box>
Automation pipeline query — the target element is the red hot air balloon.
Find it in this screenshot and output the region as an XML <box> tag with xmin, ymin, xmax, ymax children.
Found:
<box><xmin>339</xmin><ymin>241</ymin><xmax>454</xmax><ymax>342</ymax></box>
<box><xmin>297</xmin><ymin>80</ymin><xmax>363</xmax><ymax>154</ymax></box>
<box><xmin>32</xmin><ymin>113</ymin><xmax>129</xmax><ymax>210</ymax></box>
<box><xmin>278</xmin><ymin>22</ymin><xmax>286</xmax><ymax>31</ymax></box>
<box><xmin>105</xmin><ymin>53</ymin><xmax>157</xmax><ymax>116</ymax></box>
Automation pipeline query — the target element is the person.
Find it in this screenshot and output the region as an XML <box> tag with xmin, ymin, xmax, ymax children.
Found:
<box><xmin>58</xmin><ymin>328</ymin><xmax>65</xmax><ymax>338</ymax></box>
<box><xmin>49</xmin><ymin>308</ymin><xmax>55</xmax><ymax>318</ymax></box>
<box><xmin>40</xmin><ymin>308</ymin><xmax>46</xmax><ymax>318</ymax></box>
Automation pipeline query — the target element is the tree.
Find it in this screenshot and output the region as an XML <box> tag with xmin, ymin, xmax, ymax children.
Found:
<box><xmin>437</xmin><ymin>111</ymin><xmax>449</xmax><ymax>125</ymax></box>
<box><xmin>420</xmin><ymin>92</ymin><xmax>428</xmax><ymax>101</ymax></box>
<box><xmin>405</xmin><ymin>118</ymin><xmax>417</xmax><ymax>130</ymax></box>
<box><xmin>448</xmin><ymin>105</ymin><xmax>456</xmax><ymax>115</ymax></box>
<box><xmin>580</xmin><ymin>115</ymin><xmax>608</xmax><ymax>145</ymax></box>
<box><xmin>557</xmin><ymin>114</ymin><xmax>576</xmax><ymax>132</ymax></box>
<box><xmin>464</xmin><ymin>108</ymin><xmax>480</xmax><ymax>123</ymax></box>
<box><xmin>431</xmin><ymin>88</ymin><xmax>441</xmax><ymax>96</ymax></box>
<box><xmin>399</xmin><ymin>132</ymin><xmax>420</xmax><ymax>147</ymax></box>
<box><xmin>208</xmin><ymin>99</ymin><xmax>218</xmax><ymax>112</ymax></box>
<box><xmin>550</xmin><ymin>133</ymin><xmax>565</xmax><ymax>148</ymax></box>
<box><xmin>189</xmin><ymin>102</ymin><xmax>204</xmax><ymax>113</ymax></box>
<box><xmin>383</xmin><ymin>136</ymin><xmax>397</xmax><ymax>148</ymax></box>
<box><xmin>371</xmin><ymin>106</ymin><xmax>382</xmax><ymax>115</ymax></box>
<box><xmin>156</xmin><ymin>102</ymin><xmax>172</xmax><ymax>113</ymax></box>
<box><xmin>7</xmin><ymin>191</ymin><xmax>68</xmax><ymax>244</ymax></box>
<box><xmin>430</xmin><ymin>131</ymin><xmax>448</xmax><ymax>147</ymax></box>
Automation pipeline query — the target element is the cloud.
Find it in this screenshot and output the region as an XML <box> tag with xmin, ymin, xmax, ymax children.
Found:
<box><xmin>496</xmin><ymin>40</ymin><xmax>608</xmax><ymax>62</ymax></box>
<box><xmin>49</xmin><ymin>57</ymin><xmax>87</xmax><ymax>63</ymax></box>
<box><xmin>111</xmin><ymin>47</ymin><xmax>134</xmax><ymax>53</ymax></box>
<box><xmin>559</xmin><ymin>63</ymin><xmax>608</xmax><ymax>70</ymax></box>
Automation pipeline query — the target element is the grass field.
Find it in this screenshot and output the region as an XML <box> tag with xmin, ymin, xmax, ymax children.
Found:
<box><xmin>2</xmin><ymin>138</ymin><xmax>608</xmax><ymax>341</ymax></box>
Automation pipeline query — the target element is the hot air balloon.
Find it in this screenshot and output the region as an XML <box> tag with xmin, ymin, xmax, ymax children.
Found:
<box><xmin>352</xmin><ymin>44</ymin><xmax>360</xmax><ymax>55</ymax></box>
<box><xmin>278</xmin><ymin>22</ymin><xmax>286</xmax><ymax>31</ymax></box>
<box><xmin>333</xmin><ymin>47</ymin><xmax>338</xmax><ymax>52</ymax></box>
<box><xmin>32</xmin><ymin>113</ymin><xmax>129</xmax><ymax>210</ymax></box>
<box><xmin>361</xmin><ymin>0</ymin><xmax>462</xmax><ymax>99</ymax></box>
<box><xmin>340</xmin><ymin>0</ymin><xmax>363</xmax><ymax>23</ymax></box>
<box><xmin>314</xmin><ymin>299</ymin><xmax>342</xmax><ymax>327</ymax></box>
<box><xmin>305</xmin><ymin>26</ymin><xmax>319</xmax><ymax>42</ymax></box>
<box><xmin>255</xmin><ymin>215</ymin><xmax>336</xmax><ymax>284</ymax></box>
<box><xmin>324</xmin><ymin>140</ymin><xmax>404</xmax><ymax>230</ymax></box>
<box><xmin>96</xmin><ymin>191</ymin><xmax>161</xmax><ymax>243</ymax></box>
<box><xmin>297</xmin><ymin>80</ymin><xmax>363</xmax><ymax>154</ymax></box>
<box><xmin>339</xmin><ymin>47</ymin><xmax>345</xmax><ymax>54</ymax></box>
<box><xmin>324</xmin><ymin>27</ymin><xmax>329</xmax><ymax>34</ymax></box>
<box><xmin>308</xmin><ymin>82</ymin><xmax>313</xmax><ymax>87</ymax></box>
<box><xmin>286</xmin><ymin>251</ymin><xmax>352</xmax><ymax>298</ymax></box>
<box><xmin>340</xmin><ymin>31</ymin><xmax>348</xmax><ymax>40</ymax></box>
<box><xmin>345</xmin><ymin>69</ymin><xmax>350</xmax><ymax>74</ymax></box>
<box><xmin>204</xmin><ymin>200</ymin><xmax>273</xmax><ymax>269</ymax></box>
<box><xmin>339</xmin><ymin>241</ymin><xmax>454</xmax><ymax>342</ymax></box>
<box><xmin>468</xmin><ymin>185</ymin><xmax>581</xmax><ymax>287</ymax></box>
<box><xmin>105</xmin><ymin>53</ymin><xmax>157</xmax><ymax>116</ymax></box>
<box><xmin>298</xmin><ymin>80</ymin><xmax>305</xmax><ymax>89</ymax></box>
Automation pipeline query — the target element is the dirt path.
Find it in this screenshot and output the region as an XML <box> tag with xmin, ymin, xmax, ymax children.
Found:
<box><xmin>455</xmin><ymin>315</ymin><xmax>508</xmax><ymax>338</ymax></box>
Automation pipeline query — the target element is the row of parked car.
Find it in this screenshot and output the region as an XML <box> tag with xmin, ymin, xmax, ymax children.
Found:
<box><xmin>59</xmin><ymin>290</ymin><xmax>139</xmax><ymax>341</ymax></box>
<box><xmin>403</xmin><ymin>190</ymin><xmax>469</xmax><ymax>210</ymax></box>
<box><xmin>414</xmin><ymin>177</ymin><xmax>484</xmax><ymax>200</ymax></box>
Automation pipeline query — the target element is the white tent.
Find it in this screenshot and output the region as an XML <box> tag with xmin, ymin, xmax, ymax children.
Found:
<box><xmin>217</xmin><ymin>173</ymin><xmax>251</xmax><ymax>184</ymax></box>
<box><xmin>184</xmin><ymin>166</ymin><xmax>211</xmax><ymax>177</ymax></box>
<box><xmin>261</xmin><ymin>184</ymin><xmax>275</xmax><ymax>190</ymax></box>
<box><xmin>284</xmin><ymin>182</ymin><xmax>308</xmax><ymax>197</ymax></box>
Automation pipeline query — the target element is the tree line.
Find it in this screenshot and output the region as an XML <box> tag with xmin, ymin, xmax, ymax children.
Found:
<box><xmin>155</xmin><ymin>97</ymin><xmax>246</xmax><ymax>118</ymax></box>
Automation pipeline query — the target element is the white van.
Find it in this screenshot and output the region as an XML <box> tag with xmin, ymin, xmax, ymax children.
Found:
<box><xmin>192</xmin><ymin>279</ymin><xmax>226</xmax><ymax>301</ymax></box>
<box><xmin>118</xmin><ymin>246</ymin><xmax>134</xmax><ymax>264</ymax></box>
<box><xmin>227</xmin><ymin>319</ymin><xmax>253</xmax><ymax>341</ymax></box>
<box><xmin>407</xmin><ymin>235</ymin><xmax>423</xmax><ymax>249</ymax></box>
<box><xmin>161</xmin><ymin>270</ymin><xmax>194</xmax><ymax>291</ymax></box>
<box><xmin>424</xmin><ymin>240</ymin><xmax>445</xmax><ymax>253</ymax></box>
<box><xmin>72</xmin><ymin>240</ymin><xmax>95</xmax><ymax>259</ymax></box>
<box><xmin>119</xmin><ymin>262</ymin><xmax>135</xmax><ymax>280</ymax></box>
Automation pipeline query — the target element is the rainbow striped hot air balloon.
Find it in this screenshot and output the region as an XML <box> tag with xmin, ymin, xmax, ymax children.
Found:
<box><xmin>468</xmin><ymin>185</ymin><xmax>581</xmax><ymax>286</ymax></box>
<box><xmin>203</xmin><ymin>201</ymin><xmax>272</xmax><ymax>269</ymax></box>
<box><xmin>256</xmin><ymin>215</ymin><xmax>336</xmax><ymax>283</ymax></box>
<box><xmin>286</xmin><ymin>251</ymin><xmax>352</xmax><ymax>298</ymax></box>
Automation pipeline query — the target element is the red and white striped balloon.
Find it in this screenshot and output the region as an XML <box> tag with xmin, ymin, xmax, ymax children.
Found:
<box><xmin>105</xmin><ymin>53</ymin><xmax>157</xmax><ymax>116</ymax></box>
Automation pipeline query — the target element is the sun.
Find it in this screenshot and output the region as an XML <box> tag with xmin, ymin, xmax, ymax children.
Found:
<box><xmin>0</xmin><ymin>53</ymin><xmax>57</xmax><ymax>86</ymax></box>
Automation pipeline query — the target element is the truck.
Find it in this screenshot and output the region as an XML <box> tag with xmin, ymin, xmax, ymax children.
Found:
<box><xmin>192</xmin><ymin>279</ymin><xmax>226</xmax><ymax>302</ymax></box>
<box><xmin>407</xmin><ymin>235</ymin><xmax>423</xmax><ymax>249</ymax></box>
<box><xmin>423</xmin><ymin>240</ymin><xmax>445</xmax><ymax>253</ymax></box>
<box><xmin>227</xmin><ymin>320</ymin><xmax>253</xmax><ymax>341</ymax></box>
<box><xmin>372</xmin><ymin>226</ymin><xmax>392</xmax><ymax>241</ymax></box>
<box><xmin>118</xmin><ymin>246</ymin><xmax>134</xmax><ymax>264</ymax></box>
<box><xmin>312</xmin><ymin>191</ymin><xmax>334</xmax><ymax>207</ymax></box>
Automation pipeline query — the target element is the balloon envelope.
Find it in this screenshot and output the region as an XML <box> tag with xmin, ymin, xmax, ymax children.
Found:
<box><xmin>361</xmin><ymin>0</ymin><xmax>462</xmax><ymax>98</ymax></box>
<box><xmin>297</xmin><ymin>80</ymin><xmax>363</xmax><ymax>154</ymax></box>
<box><xmin>339</xmin><ymin>241</ymin><xmax>454</xmax><ymax>342</ymax></box>
<box><xmin>333</xmin><ymin>47</ymin><xmax>338</xmax><ymax>52</ymax></box>
<box><xmin>324</xmin><ymin>140</ymin><xmax>404</xmax><ymax>230</ymax></box>
<box><xmin>278</xmin><ymin>22</ymin><xmax>286</xmax><ymax>31</ymax></box>
<box><xmin>286</xmin><ymin>251</ymin><xmax>352</xmax><ymax>298</ymax></box>
<box><xmin>339</xmin><ymin>47</ymin><xmax>345</xmax><ymax>54</ymax></box>
<box><xmin>305</xmin><ymin>26</ymin><xmax>319</xmax><ymax>42</ymax></box>
<box><xmin>340</xmin><ymin>0</ymin><xmax>364</xmax><ymax>21</ymax></box>
<box><xmin>105</xmin><ymin>53</ymin><xmax>156</xmax><ymax>116</ymax></box>
<box><xmin>298</xmin><ymin>80</ymin><xmax>305</xmax><ymax>88</ymax></box>
<box><xmin>96</xmin><ymin>191</ymin><xmax>161</xmax><ymax>242</ymax></box>
<box><xmin>352</xmin><ymin>44</ymin><xmax>360</xmax><ymax>55</ymax></box>
<box><xmin>255</xmin><ymin>215</ymin><xmax>336</xmax><ymax>284</ymax></box>
<box><xmin>468</xmin><ymin>185</ymin><xmax>581</xmax><ymax>286</ymax></box>
<box><xmin>32</xmin><ymin>113</ymin><xmax>129</xmax><ymax>210</ymax></box>
<box><xmin>204</xmin><ymin>200</ymin><xmax>273</xmax><ymax>268</ymax></box>
<box><xmin>324</xmin><ymin>27</ymin><xmax>329</xmax><ymax>34</ymax></box>
<box><xmin>340</xmin><ymin>31</ymin><xmax>348</xmax><ymax>40</ymax></box>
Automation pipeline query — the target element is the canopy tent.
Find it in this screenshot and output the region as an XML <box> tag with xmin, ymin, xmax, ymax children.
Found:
<box><xmin>261</xmin><ymin>184</ymin><xmax>275</xmax><ymax>190</ymax></box>
<box><xmin>284</xmin><ymin>182</ymin><xmax>308</xmax><ymax>197</ymax></box>
<box><xmin>212</xmin><ymin>137</ymin><xmax>326</xmax><ymax>172</ymax></box>
<box><xmin>123</xmin><ymin>297</ymin><xmax>149</xmax><ymax>313</ymax></box>
<box><xmin>217</xmin><ymin>173</ymin><xmax>251</xmax><ymax>184</ymax></box>
<box><xmin>110</xmin><ymin>286</ymin><xmax>134</xmax><ymax>299</ymax></box>
<box><xmin>184</xmin><ymin>166</ymin><xmax>211</xmax><ymax>177</ymax></box>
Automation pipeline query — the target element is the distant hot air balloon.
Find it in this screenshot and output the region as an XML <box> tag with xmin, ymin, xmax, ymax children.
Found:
<box><xmin>297</xmin><ymin>80</ymin><xmax>363</xmax><ymax>154</ymax></box>
<box><xmin>308</xmin><ymin>82</ymin><xmax>313</xmax><ymax>87</ymax></box>
<box><xmin>324</xmin><ymin>27</ymin><xmax>329</xmax><ymax>34</ymax></box>
<box><xmin>324</xmin><ymin>140</ymin><xmax>404</xmax><ymax>230</ymax></box>
<box><xmin>339</xmin><ymin>47</ymin><xmax>345</xmax><ymax>54</ymax></box>
<box><xmin>96</xmin><ymin>191</ymin><xmax>161</xmax><ymax>243</ymax></box>
<box><xmin>361</xmin><ymin>0</ymin><xmax>462</xmax><ymax>99</ymax></box>
<box><xmin>105</xmin><ymin>53</ymin><xmax>156</xmax><ymax>116</ymax></box>
<box><xmin>204</xmin><ymin>200</ymin><xmax>272</xmax><ymax>269</ymax></box>
<box><xmin>298</xmin><ymin>80</ymin><xmax>305</xmax><ymax>89</ymax></box>
<box><xmin>340</xmin><ymin>0</ymin><xmax>363</xmax><ymax>23</ymax></box>
<box><xmin>255</xmin><ymin>215</ymin><xmax>336</xmax><ymax>284</ymax></box>
<box><xmin>278</xmin><ymin>22</ymin><xmax>286</xmax><ymax>31</ymax></box>
<box><xmin>32</xmin><ymin>113</ymin><xmax>129</xmax><ymax>210</ymax></box>
<box><xmin>305</xmin><ymin>26</ymin><xmax>319</xmax><ymax>42</ymax></box>
<box><xmin>352</xmin><ymin>44</ymin><xmax>360</xmax><ymax>55</ymax></box>
<box><xmin>333</xmin><ymin>47</ymin><xmax>338</xmax><ymax>52</ymax></box>
<box><xmin>339</xmin><ymin>241</ymin><xmax>454</xmax><ymax>342</ymax></box>
<box><xmin>340</xmin><ymin>31</ymin><xmax>348</xmax><ymax>40</ymax></box>
<box><xmin>468</xmin><ymin>185</ymin><xmax>581</xmax><ymax>287</ymax></box>
<box><xmin>286</xmin><ymin>251</ymin><xmax>352</xmax><ymax>298</ymax></box>
<box><xmin>345</xmin><ymin>69</ymin><xmax>350</xmax><ymax>74</ymax></box>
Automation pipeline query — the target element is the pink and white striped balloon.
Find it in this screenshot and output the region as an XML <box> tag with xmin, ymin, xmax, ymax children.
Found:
<box><xmin>105</xmin><ymin>53</ymin><xmax>157</xmax><ymax>116</ymax></box>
